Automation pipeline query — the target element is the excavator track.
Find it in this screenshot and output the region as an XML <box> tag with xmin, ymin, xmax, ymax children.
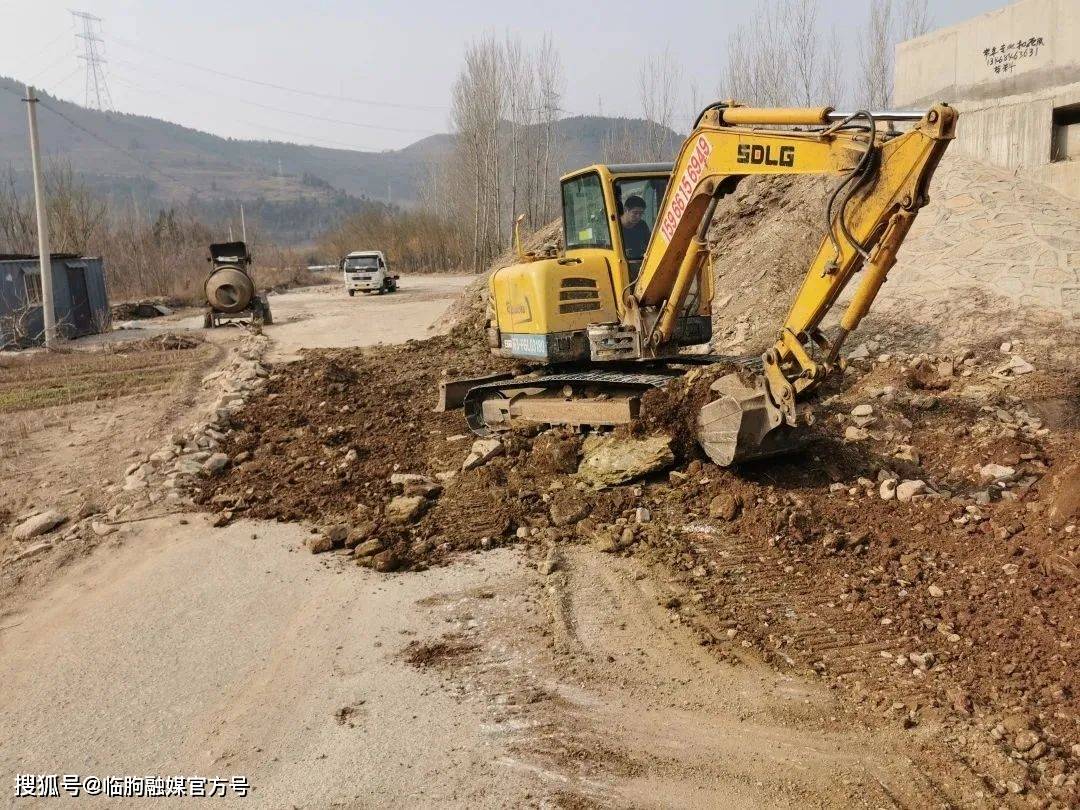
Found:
<box><xmin>462</xmin><ymin>370</ymin><xmax>677</xmax><ymax>436</ymax></box>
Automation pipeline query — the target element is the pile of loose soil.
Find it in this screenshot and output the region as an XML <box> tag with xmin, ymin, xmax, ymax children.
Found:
<box><xmin>197</xmin><ymin>330</ymin><xmax>1077</xmax><ymax>803</ymax></box>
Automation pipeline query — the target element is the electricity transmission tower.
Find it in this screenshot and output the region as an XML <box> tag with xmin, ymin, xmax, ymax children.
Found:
<box><xmin>71</xmin><ymin>10</ymin><xmax>113</xmax><ymax>111</ymax></box>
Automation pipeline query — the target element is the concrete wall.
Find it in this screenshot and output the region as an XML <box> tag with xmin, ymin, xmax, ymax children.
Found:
<box><xmin>894</xmin><ymin>0</ymin><xmax>1080</xmax><ymax>199</ymax></box>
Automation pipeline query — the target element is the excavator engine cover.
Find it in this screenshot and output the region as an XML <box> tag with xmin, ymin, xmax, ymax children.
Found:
<box><xmin>696</xmin><ymin>373</ymin><xmax>804</xmax><ymax>465</ymax></box>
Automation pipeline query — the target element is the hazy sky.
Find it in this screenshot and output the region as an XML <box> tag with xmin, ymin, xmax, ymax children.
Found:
<box><xmin>1</xmin><ymin>0</ymin><xmax>1009</xmax><ymax>152</ymax></box>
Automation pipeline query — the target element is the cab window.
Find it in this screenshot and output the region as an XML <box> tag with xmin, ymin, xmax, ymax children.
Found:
<box><xmin>562</xmin><ymin>173</ymin><xmax>611</xmax><ymax>250</ymax></box>
<box><xmin>614</xmin><ymin>177</ymin><xmax>668</xmax><ymax>259</ymax></box>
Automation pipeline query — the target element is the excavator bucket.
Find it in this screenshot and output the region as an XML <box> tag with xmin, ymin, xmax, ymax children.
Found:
<box><xmin>696</xmin><ymin>373</ymin><xmax>805</xmax><ymax>466</ymax></box>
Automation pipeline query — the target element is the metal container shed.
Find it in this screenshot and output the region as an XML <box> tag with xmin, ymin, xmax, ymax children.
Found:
<box><xmin>0</xmin><ymin>253</ymin><xmax>111</xmax><ymax>348</ymax></box>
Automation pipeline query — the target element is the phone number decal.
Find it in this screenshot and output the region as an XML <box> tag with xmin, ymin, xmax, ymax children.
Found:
<box><xmin>659</xmin><ymin>135</ymin><xmax>712</xmax><ymax>242</ymax></box>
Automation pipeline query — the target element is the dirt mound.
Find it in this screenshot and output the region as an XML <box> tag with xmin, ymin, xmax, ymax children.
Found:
<box><xmin>108</xmin><ymin>332</ymin><xmax>203</xmax><ymax>353</ymax></box>
<box><xmin>707</xmin><ymin>155</ymin><xmax>1080</xmax><ymax>356</ymax></box>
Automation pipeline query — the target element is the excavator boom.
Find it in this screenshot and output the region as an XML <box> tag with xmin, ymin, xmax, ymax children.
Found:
<box><xmin>625</xmin><ymin>103</ymin><xmax>957</xmax><ymax>464</ymax></box>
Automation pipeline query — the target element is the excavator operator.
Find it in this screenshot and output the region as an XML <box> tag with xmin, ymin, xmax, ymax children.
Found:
<box><xmin>619</xmin><ymin>195</ymin><xmax>651</xmax><ymax>262</ymax></box>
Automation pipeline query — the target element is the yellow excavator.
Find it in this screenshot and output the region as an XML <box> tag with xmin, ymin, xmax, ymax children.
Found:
<box><xmin>443</xmin><ymin>102</ymin><xmax>958</xmax><ymax>466</ymax></box>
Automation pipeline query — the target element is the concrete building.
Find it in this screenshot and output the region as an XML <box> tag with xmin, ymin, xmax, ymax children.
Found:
<box><xmin>0</xmin><ymin>254</ymin><xmax>110</xmax><ymax>348</ymax></box>
<box><xmin>894</xmin><ymin>0</ymin><xmax>1080</xmax><ymax>199</ymax></box>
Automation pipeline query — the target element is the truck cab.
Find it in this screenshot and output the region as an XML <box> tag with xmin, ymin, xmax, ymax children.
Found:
<box><xmin>342</xmin><ymin>250</ymin><xmax>398</xmax><ymax>296</ymax></box>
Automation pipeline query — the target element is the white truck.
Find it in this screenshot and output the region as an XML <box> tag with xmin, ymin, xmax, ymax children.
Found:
<box><xmin>341</xmin><ymin>250</ymin><xmax>398</xmax><ymax>296</ymax></box>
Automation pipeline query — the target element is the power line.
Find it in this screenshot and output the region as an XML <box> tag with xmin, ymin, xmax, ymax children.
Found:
<box><xmin>109</xmin><ymin>58</ymin><xmax>439</xmax><ymax>136</ymax></box>
<box><xmin>33</xmin><ymin>95</ymin><xmax>201</xmax><ymax>195</ymax></box>
<box><xmin>110</xmin><ymin>36</ymin><xmax>448</xmax><ymax>113</ymax></box>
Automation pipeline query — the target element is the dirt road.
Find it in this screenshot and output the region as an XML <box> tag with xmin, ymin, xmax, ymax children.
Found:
<box><xmin>0</xmin><ymin>278</ymin><xmax>978</xmax><ymax>807</ymax></box>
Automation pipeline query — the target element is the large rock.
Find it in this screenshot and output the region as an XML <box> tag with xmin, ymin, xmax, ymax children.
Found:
<box><xmin>385</xmin><ymin>495</ymin><xmax>427</xmax><ymax>525</ymax></box>
<box><xmin>12</xmin><ymin>510</ymin><xmax>66</xmax><ymax>541</ymax></box>
<box><xmin>462</xmin><ymin>438</ymin><xmax>504</xmax><ymax>471</ymax></box>
<box><xmin>577</xmin><ymin>435</ymin><xmax>674</xmax><ymax>487</ymax></box>
<box><xmin>202</xmin><ymin>453</ymin><xmax>229</xmax><ymax>475</ymax></box>
<box><xmin>896</xmin><ymin>479</ymin><xmax>926</xmax><ymax>502</ymax></box>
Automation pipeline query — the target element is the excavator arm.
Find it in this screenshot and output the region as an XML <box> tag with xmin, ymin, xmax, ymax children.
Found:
<box><xmin>623</xmin><ymin>103</ymin><xmax>958</xmax><ymax>464</ymax></box>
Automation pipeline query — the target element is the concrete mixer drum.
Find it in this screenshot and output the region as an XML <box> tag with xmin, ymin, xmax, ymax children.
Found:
<box><xmin>202</xmin><ymin>241</ymin><xmax>272</xmax><ymax>328</ymax></box>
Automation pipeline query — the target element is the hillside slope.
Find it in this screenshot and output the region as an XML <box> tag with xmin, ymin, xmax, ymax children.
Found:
<box><xmin>0</xmin><ymin>76</ymin><xmax>681</xmax><ymax>217</ymax></box>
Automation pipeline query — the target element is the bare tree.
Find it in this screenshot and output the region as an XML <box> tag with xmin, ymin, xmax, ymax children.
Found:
<box><xmin>818</xmin><ymin>28</ymin><xmax>846</xmax><ymax>106</ymax></box>
<box><xmin>858</xmin><ymin>0</ymin><xmax>894</xmax><ymax>108</ymax></box>
<box><xmin>533</xmin><ymin>34</ymin><xmax>563</xmax><ymax>225</ymax></box>
<box><xmin>786</xmin><ymin>0</ymin><xmax>820</xmax><ymax>107</ymax></box>
<box><xmin>639</xmin><ymin>46</ymin><xmax>682</xmax><ymax>160</ymax></box>
<box><xmin>899</xmin><ymin>0</ymin><xmax>931</xmax><ymax>40</ymax></box>
<box><xmin>720</xmin><ymin>1</ymin><xmax>791</xmax><ymax>107</ymax></box>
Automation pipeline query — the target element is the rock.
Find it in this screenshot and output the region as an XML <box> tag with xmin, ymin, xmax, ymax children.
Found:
<box><xmin>549</xmin><ymin>490</ymin><xmax>589</xmax><ymax>527</ymax></box>
<box><xmin>435</xmin><ymin>471</ymin><xmax>457</xmax><ymax>482</ymax></box>
<box><xmin>11</xmin><ymin>510</ymin><xmax>66</xmax><ymax>541</ymax></box>
<box><xmin>896</xmin><ymin>480</ymin><xmax>926</xmax><ymax>502</ymax></box>
<box><xmin>708</xmin><ymin>492</ymin><xmax>742</xmax><ymax>521</ymax></box>
<box><xmin>576</xmin><ymin>435</ymin><xmax>673</xmax><ymax>487</ymax></box>
<box><xmin>908</xmin><ymin>651</ymin><xmax>935</xmax><ymax>671</ymax></box>
<box><xmin>307</xmin><ymin>533</ymin><xmax>334</xmax><ymax>553</ymax></box>
<box><xmin>844</xmin><ymin>426</ymin><xmax>870</xmax><ymax>442</ymax></box>
<box><xmin>1047</xmin><ymin>462</ymin><xmax>1080</xmax><ymax>529</ymax></box>
<box><xmin>592</xmin><ymin>531</ymin><xmax>619</xmax><ymax>553</ymax></box>
<box><xmin>202</xmin><ymin>453</ymin><xmax>229</xmax><ymax>475</ymax></box>
<box><xmin>910</xmin><ymin>393</ymin><xmax>938</xmax><ymax>409</ymax></box>
<box><xmin>928</xmin><ymin>584</ymin><xmax>944</xmax><ymax>598</ymax></box>
<box><xmin>404</xmin><ymin>481</ymin><xmax>442</xmax><ymax>499</ymax></box>
<box><xmin>90</xmin><ymin>520</ymin><xmax>117</xmax><ymax>537</ymax></box>
<box><xmin>210</xmin><ymin>510</ymin><xmax>232</xmax><ymax>528</ymax></box>
<box><xmin>937</xmin><ymin>360</ymin><xmax>954</xmax><ymax>378</ymax></box>
<box><xmin>323</xmin><ymin>523</ymin><xmax>350</xmax><ymax>548</ymax></box>
<box><xmin>879</xmin><ymin>479</ymin><xmax>898</xmax><ymax>501</ymax></box>
<box><xmin>946</xmin><ymin>687</ymin><xmax>973</xmax><ymax>716</ymax></box>
<box><xmin>848</xmin><ymin>343</ymin><xmax>870</xmax><ymax>360</ymax></box>
<box><xmin>893</xmin><ymin>445</ymin><xmax>920</xmax><ymax>464</ymax></box>
<box><xmin>371</xmin><ymin>549</ymin><xmax>401</xmax><ymax>573</ymax></box>
<box><xmin>993</xmin><ymin>355</ymin><xmax>1035</xmax><ymax>377</ymax></box>
<box><xmin>1013</xmin><ymin>730</ymin><xmax>1041</xmax><ymax>753</ymax></box>
<box><xmin>634</xmin><ymin>507</ymin><xmax>651</xmax><ymax>524</ymax></box>
<box><xmin>979</xmin><ymin>463</ymin><xmax>1016</xmax><ymax>481</ymax></box>
<box><xmin>389</xmin><ymin>473</ymin><xmax>433</xmax><ymax>488</ymax></box>
<box><xmin>462</xmin><ymin>438</ymin><xmax>504</xmax><ymax>471</ymax></box>
<box><xmin>352</xmin><ymin>538</ymin><xmax>383</xmax><ymax>558</ymax></box>
<box><xmin>851</xmin><ymin>404</ymin><xmax>873</xmax><ymax>417</ymax></box>
<box><xmin>345</xmin><ymin>522</ymin><xmax>376</xmax><ymax>548</ymax></box>
<box><xmin>385</xmin><ymin>495</ymin><xmax>427</xmax><ymax>525</ymax></box>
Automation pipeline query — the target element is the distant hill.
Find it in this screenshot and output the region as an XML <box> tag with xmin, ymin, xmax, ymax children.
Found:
<box><xmin>0</xmin><ymin>76</ymin><xmax>682</xmax><ymax>244</ymax></box>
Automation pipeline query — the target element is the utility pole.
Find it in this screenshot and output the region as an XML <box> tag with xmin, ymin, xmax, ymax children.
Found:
<box><xmin>24</xmin><ymin>85</ymin><xmax>57</xmax><ymax>349</ymax></box>
<box><xmin>240</xmin><ymin>203</ymin><xmax>247</xmax><ymax>242</ymax></box>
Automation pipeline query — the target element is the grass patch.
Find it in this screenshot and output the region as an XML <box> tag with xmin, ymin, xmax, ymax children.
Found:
<box><xmin>0</xmin><ymin>342</ymin><xmax>213</xmax><ymax>413</ymax></box>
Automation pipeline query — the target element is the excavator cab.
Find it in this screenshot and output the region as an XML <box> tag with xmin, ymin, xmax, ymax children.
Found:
<box><xmin>487</xmin><ymin>164</ymin><xmax>711</xmax><ymax>364</ymax></box>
